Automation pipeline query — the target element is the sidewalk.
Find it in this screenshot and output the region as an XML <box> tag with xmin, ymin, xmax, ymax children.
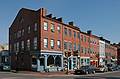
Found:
<box><xmin>17</xmin><ymin>71</ymin><xmax>74</xmax><ymax>77</ymax></box>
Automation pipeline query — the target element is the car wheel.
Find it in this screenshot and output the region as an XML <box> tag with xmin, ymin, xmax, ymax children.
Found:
<box><xmin>86</xmin><ymin>71</ymin><xmax>88</xmax><ymax>74</ymax></box>
<box><xmin>93</xmin><ymin>71</ymin><xmax>95</xmax><ymax>74</ymax></box>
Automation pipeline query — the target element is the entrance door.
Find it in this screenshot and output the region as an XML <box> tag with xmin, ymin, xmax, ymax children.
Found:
<box><xmin>69</xmin><ymin>58</ymin><xmax>71</xmax><ymax>70</ymax></box>
<box><xmin>39</xmin><ymin>57</ymin><xmax>45</xmax><ymax>71</ymax></box>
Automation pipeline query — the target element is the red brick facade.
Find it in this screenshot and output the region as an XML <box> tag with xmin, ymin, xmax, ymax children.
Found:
<box><xmin>9</xmin><ymin>8</ymin><xmax>118</xmax><ymax>71</ymax></box>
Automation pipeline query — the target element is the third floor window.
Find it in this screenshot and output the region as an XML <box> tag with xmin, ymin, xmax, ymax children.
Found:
<box><xmin>43</xmin><ymin>22</ymin><xmax>48</xmax><ymax>31</ymax></box>
<box><xmin>57</xmin><ymin>25</ymin><xmax>61</xmax><ymax>33</ymax></box>
<box><xmin>69</xmin><ymin>29</ymin><xmax>72</xmax><ymax>37</ymax></box>
<box><xmin>74</xmin><ymin>31</ymin><xmax>76</xmax><ymax>38</ymax></box>
<box><xmin>64</xmin><ymin>28</ymin><xmax>67</xmax><ymax>36</ymax></box>
<box><xmin>51</xmin><ymin>24</ymin><xmax>55</xmax><ymax>32</ymax></box>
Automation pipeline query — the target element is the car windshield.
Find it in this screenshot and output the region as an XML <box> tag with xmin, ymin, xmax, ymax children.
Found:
<box><xmin>80</xmin><ymin>66</ymin><xmax>89</xmax><ymax>69</ymax></box>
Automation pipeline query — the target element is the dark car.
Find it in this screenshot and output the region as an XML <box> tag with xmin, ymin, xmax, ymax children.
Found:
<box><xmin>74</xmin><ymin>65</ymin><xmax>96</xmax><ymax>75</ymax></box>
<box><xmin>95</xmin><ymin>65</ymin><xmax>108</xmax><ymax>72</ymax></box>
<box><xmin>107</xmin><ymin>64</ymin><xmax>118</xmax><ymax>71</ymax></box>
<box><xmin>0</xmin><ymin>63</ymin><xmax>3</xmax><ymax>71</ymax></box>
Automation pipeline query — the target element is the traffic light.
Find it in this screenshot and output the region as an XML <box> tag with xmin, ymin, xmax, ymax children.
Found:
<box><xmin>73</xmin><ymin>50</ymin><xmax>78</xmax><ymax>56</ymax></box>
<box><xmin>64</xmin><ymin>51</ymin><xmax>71</xmax><ymax>57</ymax></box>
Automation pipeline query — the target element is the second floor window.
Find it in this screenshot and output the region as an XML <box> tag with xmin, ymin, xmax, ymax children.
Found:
<box><xmin>44</xmin><ymin>38</ymin><xmax>48</xmax><ymax>48</ymax></box>
<box><xmin>22</xmin><ymin>29</ymin><xmax>24</xmax><ymax>36</ymax></box>
<box><xmin>44</xmin><ymin>22</ymin><xmax>48</xmax><ymax>30</ymax></box>
<box><xmin>64</xmin><ymin>42</ymin><xmax>67</xmax><ymax>50</ymax></box>
<box><xmin>28</xmin><ymin>26</ymin><xmax>30</xmax><ymax>33</ymax></box>
<box><xmin>21</xmin><ymin>41</ymin><xmax>24</xmax><ymax>50</ymax></box>
<box><xmin>34</xmin><ymin>23</ymin><xmax>38</xmax><ymax>31</ymax></box>
<box><xmin>16</xmin><ymin>42</ymin><xmax>19</xmax><ymax>52</ymax></box>
<box><xmin>27</xmin><ymin>39</ymin><xmax>30</xmax><ymax>50</ymax></box>
<box><xmin>74</xmin><ymin>43</ymin><xmax>76</xmax><ymax>50</ymax></box>
<box><xmin>69</xmin><ymin>42</ymin><xmax>72</xmax><ymax>50</ymax></box>
<box><xmin>57</xmin><ymin>40</ymin><xmax>61</xmax><ymax>49</ymax></box>
<box><xmin>50</xmin><ymin>39</ymin><xmax>54</xmax><ymax>49</ymax></box>
<box><xmin>77</xmin><ymin>44</ymin><xmax>80</xmax><ymax>51</ymax></box>
<box><xmin>51</xmin><ymin>24</ymin><xmax>55</xmax><ymax>32</ymax></box>
<box><xmin>34</xmin><ymin>37</ymin><xmax>37</xmax><ymax>50</ymax></box>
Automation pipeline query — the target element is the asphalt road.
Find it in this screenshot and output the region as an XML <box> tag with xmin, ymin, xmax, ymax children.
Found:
<box><xmin>0</xmin><ymin>71</ymin><xmax>120</xmax><ymax>79</ymax></box>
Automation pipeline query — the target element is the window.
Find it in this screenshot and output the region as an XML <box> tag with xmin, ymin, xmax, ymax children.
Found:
<box><xmin>74</xmin><ymin>31</ymin><xmax>76</xmax><ymax>38</ymax></box>
<box><xmin>64</xmin><ymin>42</ymin><xmax>67</xmax><ymax>50</ymax></box>
<box><xmin>34</xmin><ymin>37</ymin><xmax>37</xmax><ymax>50</ymax></box>
<box><xmin>22</xmin><ymin>29</ymin><xmax>24</xmax><ymax>36</ymax></box>
<box><xmin>87</xmin><ymin>59</ymin><xmax>90</xmax><ymax>65</ymax></box>
<box><xmin>69</xmin><ymin>29</ymin><xmax>72</xmax><ymax>37</ymax></box>
<box><xmin>27</xmin><ymin>39</ymin><xmax>30</xmax><ymax>50</ymax></box>
<box><xmin>74</xmin><ymin>43</ymin><xmax>76</xmax><ymax>50</ymax></box>
<box><xmin>16</xmin><ymin>42</ymin><xmax>19</xmax><ymax>52</ymax></box>
<box><xmin>51</xmin><ymin>24</ymin><xmax>55</xmax><ymax>32</ymax></box>
<box><xmin>77</xmin><ymin>32</ymin><xmax>80</xmax><ymax>39</ymax></box>
<box><xmin>81</xmin><ymin>47</ymin><xmax>83</xmax><ymax>53</ymax></box>
<box><xmin>14</xmin><ymin>43</ymin><xmax>16</xmax><ymax>51</ymax></box>
<box><xmin>84</xmin><ymin>36</ymin><xmax>86</xmax><ymax>42</ymax></box>
<box><xmin>17</xmin><ymin>30</ymin><xmax>21</xmax><ymax>38</ymax></box>
<box><xmin>69</xmin><ymin>42</ymin><xmax>72</xmax><ymax>50</ymax></box>
<box><xmin>57</xmin><ymin>25</ymin><xmax>61</xmax><ymax>33</ymax></box>
<box><xmin>21</xmin><ymin>41</ymin><xmax>24</xmax><ymax>50</ymax></box>
<box><xmin>81</xmin><ymin>59</ymin><xmax>84</xmax><ymax>64</ymax></box>
<box><xmin>44</xmin><ymin>22</ymin><xmax>48</xmax><ymax>30</ymax></box>
<box><xmin>34</xmin><ymin>23</ymin><xmax>37</xmax><ymax>31</ymax></box>
<box><xmin>28</xmin><ymin>26</ymin><xmax>30</xmax><ymax>33</ymax></box>
<box><xmin>57</xmin><ymin>40</ymin><xmax>61</xmax><ymax>49</ymax></box>
<box><xmin>81</xmin><ymin>35</ymin><xmax>83</xmax><ymax>41</ymax></box>
<box><xmin>50</xmin><ymin>39</ymin><xmax>54</xmax><ymax>49</ymax></box>
<box><xmin>78</xmin><ymin>44</ymin><xmax>80</xmax><ymax>51</ymax></box>
<box><xmin>64</xmin><ymin>28</ymin><xmax>67</xmax><ymax>35</ymax></box>
<box><xmin>44</xmin><ymin>38</ymin><xmax>48</xmax><ymax>48</ymax></box>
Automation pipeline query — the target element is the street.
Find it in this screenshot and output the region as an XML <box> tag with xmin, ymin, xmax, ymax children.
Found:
<box><xmin>0</xmin><ymin>71</ymin><xmax>120</xmax><ymax>79</ymax></box>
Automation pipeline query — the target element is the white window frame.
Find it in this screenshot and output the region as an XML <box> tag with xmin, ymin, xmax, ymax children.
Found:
<box><xmin>50</xmin><ymin>39</ymin><xmax>54</xmax><ymax>49</ymax></box>
<box><xmin>43</xmin><ymin>22</ymin><xmax>48</xmax><ymax>30</ymax></box>
<box><xmin>44</xmin><ymin>38</ymin><xmax>48</xmax><ymax>48</ymax></box>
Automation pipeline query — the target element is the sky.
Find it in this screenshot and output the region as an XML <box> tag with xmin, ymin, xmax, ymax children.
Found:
<box><xmin>0</xmin><ymin>0</ymin><xmax>120</xmax><ymax>44</ymax></box>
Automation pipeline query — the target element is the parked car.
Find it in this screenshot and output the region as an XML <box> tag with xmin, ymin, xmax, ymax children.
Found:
<box><xmin>95</xmin><ymin>65</ymin><xmax>108</xmax><ymax>72</ymax></box>
<box><xmin>74</xmin><ymin>65</ymin><xmax>96</xmax><ymax>75</ymax></box>
<box><xmin>107</xmin><ymin>64</ymin><xmax>116</xmax><ymax>71</ymax></box>
<box><xmin>0</xmin><ymin>63</ymin><xmax>3</xmax><ymax>71</ymax></box>
<box><xmin>2</xmin><ymin>63</ymin><xmax>11</xmax><ymax>71</ymax></box>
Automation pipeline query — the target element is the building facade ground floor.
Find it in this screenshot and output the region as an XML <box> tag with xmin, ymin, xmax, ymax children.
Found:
<box><xmin>10</xmin><ymin>51</ymin><xmax>117</xmax><ymax>72</ymax></box>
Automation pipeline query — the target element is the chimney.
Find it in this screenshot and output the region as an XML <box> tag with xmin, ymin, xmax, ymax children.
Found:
<box><xmin>40</xmin><ymin>8</ymin><xmax>47</xmax><ymax>16</ymax></box>
<box><xmin>57</xmin><ymin>17</ymin><xmax>63</xmax><ymax>22</ymax></box>
<box><xmin>87</xmin><ymin>30</ymin><xmax>92</xmax><ymax>35</ymax></box>
<box><xmin>68</xmin><ymin>21</ymin><xmax>74</xmax><ymax>26</ymax></box>
<box><xmin>52</xmin><ymin>17</ymin><xmax>56</xmax><ymax>20</ymax></box>
<box><xmin>46</xmin><ymin>14</ymin><xmax>52</xmax><ymax>18</ymax></box>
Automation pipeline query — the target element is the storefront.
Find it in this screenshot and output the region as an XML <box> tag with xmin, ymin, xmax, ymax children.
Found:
<box><xmin>32</xmin><ymin>50</ymin><xmax>63</xmax><ymax>72</ymax></box>
<box><xmin>68</xmin><ymin>56</ymin><xmax>77</xmax><ymax>70</ymax></box>
<box><xmin>80</xmin><ymin>57</ymin><xmax>90</xmax><ymax>66</ymax></box>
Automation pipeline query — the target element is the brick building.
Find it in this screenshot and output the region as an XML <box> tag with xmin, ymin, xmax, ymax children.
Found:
<box><xmin>9</xmin><ymin>8</ymin><xmax>65</xmax><ymax>71</ymax></box>
<box><xmin>80</xmin><ymin>31</ymin><xmax>90</xmax><ymax>66</ymax></box>
<box><xmin>9</xmin><ymin>8</ymin><xmax>81</xmax><ymax>71</ymax></box>
<box><xmin>9</xmin><ymin>8</ymin><xmax>118</xmax><ymax>72</ymax></box>
<box><xmin>63</xmin><ymin>22</ymin><xmax>80</xmax><ymax>70</ymax></box>
<box><xmin>89</xmin><ymin>31</ymin><xmax>99</xmax><ymax>67</ymax></box>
